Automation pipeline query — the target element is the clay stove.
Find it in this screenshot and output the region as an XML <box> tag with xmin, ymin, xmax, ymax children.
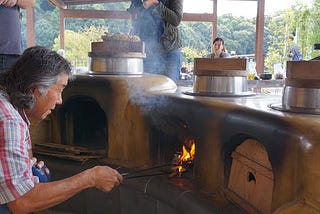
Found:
<box><xmin>30</xmin><ymin>40</ymin><xmax>320</xmax><ymax>213</ymax></box>
<box><xmin>31</xmin><ymin>70</ymin><xmax>320</xmax><ymax>214</ymax></box>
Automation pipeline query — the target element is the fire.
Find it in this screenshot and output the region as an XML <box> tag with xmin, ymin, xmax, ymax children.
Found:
<box><xmin>175</xmin><ymin>139</ymin><xmax>196</xmax><ymax>175</ymax></box>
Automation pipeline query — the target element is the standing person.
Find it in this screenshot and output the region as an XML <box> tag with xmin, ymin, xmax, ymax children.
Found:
<box><xmin>287</xmin><ymin>34</ymin><xmax>302</xmax><ymax>61</ymax></box>
<box><xmin>0</xmin><ymin>0</ymin><xmax>35</xmax><ymax>73</ymax></box>
<box><xmin>205</xmin><ymin>37</ymin><xmax>231</xmax><ymax>58</ymax></box>
<box><xmin>129</xmin><ymin>0</ymin><xmax>183</xmax><ymax>82</ymax></box>
<box><xmin>0</xmin><ymin>46</ymin><xmax>123</xmax><ymax>213</ymax></box>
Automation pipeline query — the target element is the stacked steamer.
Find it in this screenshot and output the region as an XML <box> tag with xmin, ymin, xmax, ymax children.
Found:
<box><xmin>89</xmin><ymin>33</ymin><xmax>145</xmax><ymax>74</ymax></box>
<box><xmin>282</xmin><ymin>60</ymin><xmax>320</xmax><ymax>113</ymax></box>
<box><xmin>192</xmin><ymin>58</ymin><xmax>251</xmax><ymax>96</ymax></box>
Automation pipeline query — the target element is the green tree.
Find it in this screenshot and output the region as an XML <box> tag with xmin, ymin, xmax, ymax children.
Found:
<box><xmin>52</xmin><ymin>26</ymin><xmax>107</xmax><ymax>66</ymax></box>
<box><xmin>308</xmin><ymin>0</ymin><xmax>320</xmax><ymax>58</ymax></box>
<box><xmin>35</xmin><ymin>9</ymin><xmax>60</xmax><ymax>48</ymax></box>
<box><xmin>264</xmin><ymin>0</ymin><xmax>310</xmax><ymax>73</ymax></box>
<box><xmin>181</xmin><ymin>46</ymin><xmax>209</xmax><ymax>71</ymax></box>
<box><xmin>217</xmin><ymin>14</ymin><xmax>256</xmax><ymax>55</ymax></box>
<box><xmin>264</xmin><ymin>13</ymin><xmax>287</xmax><ymax>72</ymax></box>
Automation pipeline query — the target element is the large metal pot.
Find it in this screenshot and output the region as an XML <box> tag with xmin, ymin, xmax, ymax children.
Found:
<box><xmin>193</xmin><ymin>76</ymin><xmax>248</xmax><ymax>94</ymax></box>
<box><xmin>90</xmin><ymin>57</ymin><xmax>143</xmax><ymax>74</ymax></box>
<box><xmin>281</xmin><ymin>86</ymin><xmax>320</xmax><ymax>114</ymax></box>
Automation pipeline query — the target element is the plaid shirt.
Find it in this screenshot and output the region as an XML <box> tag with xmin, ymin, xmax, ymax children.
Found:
<box><xmin>0</xmin><ymin>92</ymin><xmax>35</xmax><ymax>204</ymax></box>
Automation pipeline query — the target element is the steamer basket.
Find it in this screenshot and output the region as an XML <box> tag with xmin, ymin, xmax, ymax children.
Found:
<box><xmin>270</xmin><ymin>60</ymin><xmax>320</xmax><ymax>114</ymax></box>
<box><xmin>88</xmin><ymin>38</ymin><xmax>145</xmax><ymax>74</ymax></box>
<box><xmin>185</xmin><ymin>58</ymin><xmax>254</xmax><ymax>97</ymax></box>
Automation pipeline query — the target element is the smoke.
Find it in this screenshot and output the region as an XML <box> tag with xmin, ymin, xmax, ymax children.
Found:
<box><xmin>124</xmin><ymin>77</ymin><xmax>178</xmax><ymax>133</ymax></box>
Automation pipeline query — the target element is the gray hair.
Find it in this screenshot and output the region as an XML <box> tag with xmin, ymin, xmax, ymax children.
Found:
<box><xmin>0</xmin><ymin>46</ymin><xmax>73</xmax><ymax>109</ymax></box>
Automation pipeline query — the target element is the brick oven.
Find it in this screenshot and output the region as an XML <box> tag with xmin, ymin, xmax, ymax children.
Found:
<box><xmin>31</xmin><ymin>61</ymin><xmax>320</xmax><ymax>213</ymax></box>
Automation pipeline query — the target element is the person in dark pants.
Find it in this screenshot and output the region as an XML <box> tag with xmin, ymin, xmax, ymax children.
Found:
<box><xmin>0</xmin><ymin>0</ymin><xmax>35</xmax><ymax>73</ymax></box>
<box><xmin>0</xmin><ymin>46</ymin><xmax>123</xmax><ymax>213</ymax></box>
<box><xmin>129</xmin><ymin>0</ymin><xmax>183</xmax><ymax>83</ymax></box>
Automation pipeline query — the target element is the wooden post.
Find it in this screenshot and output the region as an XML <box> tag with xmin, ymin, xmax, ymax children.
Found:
<box><xmin>212</xmin><ymin>0</ymin><xmax>218</xmax><ymax>41</ymax></box>
<box><xmin>59</xmin><ymin>9</ymin><xmax>65</xmax><ymax>50</ymax></box>
<box><xmin>255</xmin><ymin>0</ymin><xmax>265</xmax><ymax>74</ymax></box>
<box><xmin>26</xmin><ymin>7</ymin><xmax>35</xmax><ymax>47</ymax></box>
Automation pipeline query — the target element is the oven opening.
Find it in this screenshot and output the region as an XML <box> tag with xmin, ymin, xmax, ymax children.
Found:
<box><xmin>60</xmin><ymin>96</ymin><xmax>108</xmax><ymax>154</ymax></box>
<box><xmin>149</xmin><ymin>117</ymin><xmax>195</xmax><ymax>178</ymax></box>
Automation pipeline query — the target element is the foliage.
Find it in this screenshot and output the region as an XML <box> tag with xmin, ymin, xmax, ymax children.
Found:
<box><xmin>264</xmin><ymin>13</ymin><xmax>288</xmax><ymax>72</ymax></box>
<box><xmin>179</xmin><ymin>22</ymin><xmax>212</xmax><ymax>51</ymax></box>
<box><xmin>52</xmin><ymin>26</ymin><xmax>107</xmax><ymax>66</ymax></box>
<box><xmin>66</xmin><ymin>3</ymin><xmax>132</xmax><ymax>34</ymax></box>
<box><xmin>290</xmin><ymin>1</ymin><xmax>311</xmax><ymax>58</ymax></box>
<box><xmin>181</xmin><ymin>46</ymin><xmax>209</xmax><ymax>71</ymax></box>
<box><xmin>264</xmin><ymin>0</ymin><xmax>312</xmax><ymax>73</ymax></box>
<box><xmin>217</xmin><ymin>14</ymin><xmax>256</xmax><ymax>55</ymax></box>
<box><xmin>308</xmin><ymin>0</ymin><xmax>320</xmax><ymax>58</ymax></box>
<box><xmin>35</xmin><ymin>9</ymin><xmax>60</xmax><ymax>48</ymax></box>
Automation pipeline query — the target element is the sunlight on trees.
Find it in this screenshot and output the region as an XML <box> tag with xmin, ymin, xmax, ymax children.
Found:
<box><xmin>53</xmin><ymin>26</ymin><xmax>108</xmax><ymax>67</ymax></box>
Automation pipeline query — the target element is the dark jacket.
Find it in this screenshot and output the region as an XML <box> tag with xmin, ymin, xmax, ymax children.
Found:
<box><xmin>131</xmin><ymin>0</ymin><xmax>183</xmax><ymax>53</ymax></box>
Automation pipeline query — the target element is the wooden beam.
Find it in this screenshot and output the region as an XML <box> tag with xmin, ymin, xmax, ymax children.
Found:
<box><xmin>61</xmin><ymin>9</ymin><xmax>131</xmax><ymax>19</ymax></box>
<box><xmin>48</xmin><ymin>0</ymin><xmax>67</xmax><ymax>9</ymax></box>
<box><xmin>48</xmin><ymin>0</ymin><xmax>129</xmax><ymax>9</ymax></box>
<box><xmin>64</xmin><ymin>0</ymin><xmax>128</xmax><ymax>4</ymax></box>
<box><xmin>63</xmin><ymin>0</ymin><xmax>129</xmax><ymax>5</ymax></box>
<box><xmin>60</xmin><ymin>9</ymin><xmax>215</xmax><ymax>22</ymax></box>
<box><xmin>182</xmin><ymin>13</ymin><xmax>215</xmax><ymax>22</ymax></box>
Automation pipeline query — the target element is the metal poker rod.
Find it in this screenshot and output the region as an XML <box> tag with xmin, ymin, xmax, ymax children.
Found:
<box><xmin>121</xmin><ymin>163</ymin><xmax>177</xmax><ymax>179</ymax></box>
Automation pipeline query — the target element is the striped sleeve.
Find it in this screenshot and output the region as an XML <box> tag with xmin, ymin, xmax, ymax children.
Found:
<box><xmin>0</xmin><ymin>119</ymin><xmax>34</xmax><ymax>204</ymax></box>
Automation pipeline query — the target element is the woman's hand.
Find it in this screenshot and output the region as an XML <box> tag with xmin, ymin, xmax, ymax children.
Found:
<box><xmin>90</xmin><ymin>166</ymin><xmax>123</xmax><ymax>192</ymax></box>
<box><xmin>143</xmin><ymin>0</ymin><xmax>159</xmax><ymax>9</ymax></box>
<box><xmin>0</xmin><ymin>0</ymin><xmax>18</xmax><ymax>7</ymax></box>
<box><xmin>31</xmin><ymin>157</ymin><xmax>51</xmax><ymax>182</ymax></box>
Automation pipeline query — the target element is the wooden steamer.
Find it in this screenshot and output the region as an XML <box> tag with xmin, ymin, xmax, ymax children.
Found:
<box><xmin>89</xmin><ymin>34</ymin><xmax>146</xmax><ymax>74</ymax></box>
<box><xmin>189</xmin><ymin>58</ymin><xmax>253</xmax><ymax>96</ymax></box>
<box><xmin>271</xmin><ymin>60</ymin><xmax>320</xmax><ymax>114</ymax></box>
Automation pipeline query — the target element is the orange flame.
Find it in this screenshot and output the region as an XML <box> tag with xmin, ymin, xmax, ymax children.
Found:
<box><xmin>176</xmin><ymin>139</ymin><xmax>195</xmax><ymax>173</ymax></box>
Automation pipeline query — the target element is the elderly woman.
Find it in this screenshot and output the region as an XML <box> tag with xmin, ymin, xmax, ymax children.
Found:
<box><xmin>206</xmin><ymin>37</ymin><xmax>231</xmax><ymax>58</ymax></box>
<box><xmin>0</xmin><ymin>46</ymin><xmax>122</xmax><ymax>213</ymax></box>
